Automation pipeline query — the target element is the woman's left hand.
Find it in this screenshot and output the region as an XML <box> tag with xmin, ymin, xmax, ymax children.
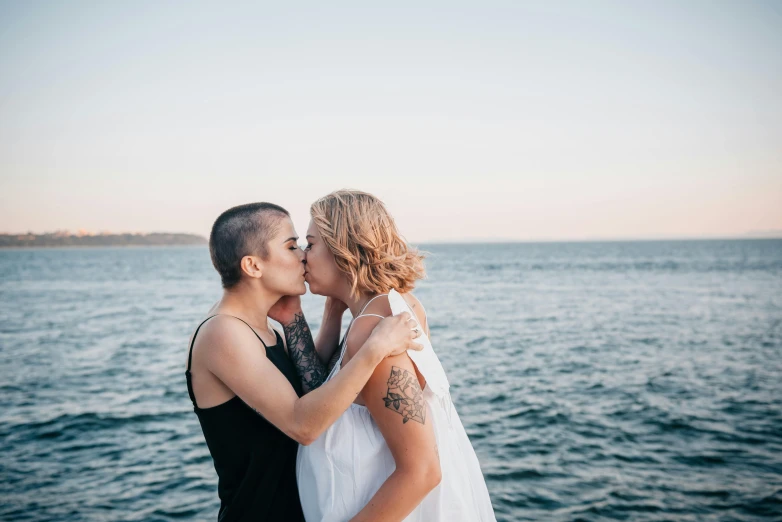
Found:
<box><xmin>324</xmin><ymin>296</ymin><xmax>348</xmax><ymax>315</ymax></box>
<box><xmin>268</xmin><ymin>295</ymin><xmax>303</xmax><ymax>325</ymax></box>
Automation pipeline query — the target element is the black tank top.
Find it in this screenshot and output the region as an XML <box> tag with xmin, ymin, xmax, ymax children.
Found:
<box><xmin>185</xmin><ymin>315</ymin><xmax>305</xmax><ymax>522</ymax></box>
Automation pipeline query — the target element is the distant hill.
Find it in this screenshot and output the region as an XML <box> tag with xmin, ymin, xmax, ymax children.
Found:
<box><xmin>0</xmin><ymin>232</ymin><xmax>207</xmax><ymax>248</ymax></box>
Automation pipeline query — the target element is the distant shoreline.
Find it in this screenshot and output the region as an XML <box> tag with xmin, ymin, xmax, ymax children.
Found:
<box><xmin>1</xmin><ymin>235</ymin><xmax>779</xmax><ymax>250</ymax></box>
<box><xmin>0</xmin><ymin>232</ymin><xmax>207</xmax><ymax>249</ymax></box>
<box><xmin>0</xmin><ymin>244</ymin><xmax>209</xmax><ymax>250</ymax></box>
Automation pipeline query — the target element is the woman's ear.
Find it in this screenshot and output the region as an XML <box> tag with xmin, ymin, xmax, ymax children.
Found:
<box><xmin>240</xmin><ymin>255</ymin><xmax>263</xmax><ymax>280</ymax></box>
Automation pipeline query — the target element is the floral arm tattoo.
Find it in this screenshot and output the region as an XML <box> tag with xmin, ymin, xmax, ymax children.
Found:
<box><xmin>383</xmin><ymin>366</ymin><xmax>426</xmax><ymax>424</ymax></box>
<box><xmin>283</xmin><ymin>312</ymin><xmax>329</xmax><ymax>394</ymax></box>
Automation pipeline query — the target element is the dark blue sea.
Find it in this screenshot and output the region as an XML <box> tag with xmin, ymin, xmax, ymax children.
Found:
<box><xmin>1</xmin><ymin>240</ymin><xmax>781</xmax><ymax>521</ymax></box>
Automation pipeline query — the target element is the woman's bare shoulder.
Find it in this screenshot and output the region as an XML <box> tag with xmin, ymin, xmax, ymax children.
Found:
<box><xmin>400</xmin><ymin>292</ymin><xmax>428</xmax><ymax>328</ymax></box>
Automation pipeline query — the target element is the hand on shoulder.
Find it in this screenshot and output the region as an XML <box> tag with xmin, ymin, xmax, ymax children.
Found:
<box><xmin>347</xmin><ymin>312</ymin><xmax>423</xmax><ymax>362</ymax></box>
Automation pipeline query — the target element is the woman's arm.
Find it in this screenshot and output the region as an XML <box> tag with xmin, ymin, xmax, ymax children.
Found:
<box><xmin>269</xmin><ymin>296</ymin><xmax>345</xmax><ymax>393</ymax></box>
<box><xmin>201</xmin><ymin>312</ymin><xmax>422</xmax><ymax>445</ymax></box>
<box><xmin>344</xmin><ymin>317</ymin><xmax>442</xmax><ymax>522</ymax></box>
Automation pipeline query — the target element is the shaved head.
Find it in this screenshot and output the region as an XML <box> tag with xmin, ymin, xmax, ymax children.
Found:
<box><xmin>209</xmin><ymin>202</ymin><xmax>290</xmax><ymax>288</ymax></box>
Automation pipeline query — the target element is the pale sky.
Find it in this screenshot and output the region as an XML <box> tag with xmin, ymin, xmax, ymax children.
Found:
<box><xmin>1</xmin><ymin>1</ymin><xmax>780</xmax><ymax>243</ymax></box>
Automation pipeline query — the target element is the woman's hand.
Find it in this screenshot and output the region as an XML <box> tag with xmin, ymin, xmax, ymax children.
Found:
<box><xmin>324</xmin><ymin>296</ymin><xmax>348</xmax><ymax>315</ymax></box>
<box><xmin>268</xmin><ymin>295</ymin><xmax>303</xmax><ymax>325</ymax></box>
<box><xmin>366</xmin><ymin>312</ymin><xmax>423</xmax><ymax>359</ymax></box>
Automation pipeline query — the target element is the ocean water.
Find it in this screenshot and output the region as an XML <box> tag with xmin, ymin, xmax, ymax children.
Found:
<box><xmin>1</xmin><ymin>239</ymin><xmax>781</xmax><ymax>521</ymax></box>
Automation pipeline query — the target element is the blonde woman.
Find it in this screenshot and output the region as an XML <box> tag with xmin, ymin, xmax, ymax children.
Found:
<box><xmin>296</xmin><ymin>190</ymin><xmax>496</xmax><ymax>522</ymax></box>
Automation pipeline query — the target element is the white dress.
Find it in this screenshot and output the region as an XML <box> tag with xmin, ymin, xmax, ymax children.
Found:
<box><xmin>296</xmin><ymin>290</ymin><xmax>496</xmax><ymax>522</ymax></box>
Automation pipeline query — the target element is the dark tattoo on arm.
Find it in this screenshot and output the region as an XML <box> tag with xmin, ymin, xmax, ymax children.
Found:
<box><xmin>283</xmin><ymin>312</ymin><xmax>329</xmax><ymax>393</ymax></box>
<box><xmin>383</xmin><ymin>366</ymin><xmax>426</xmax><ymax>424</ymax></box>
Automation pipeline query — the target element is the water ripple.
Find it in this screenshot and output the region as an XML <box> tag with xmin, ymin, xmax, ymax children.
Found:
<box><xmin>1</xmin><ymin>241</ymin><xmax>781</xmax><ymax>520</ymax></box>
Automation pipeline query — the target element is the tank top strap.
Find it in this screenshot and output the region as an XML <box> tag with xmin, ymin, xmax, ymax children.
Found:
<box><xmin>188</xmin><ymin>314</ymin><xmax>274</xmax><ymax>373</ymax></box>
<box><xmin>185</xmin><ymin>315</ymin><xmax>218</xmax><ymax>407</ymax></box>
<box><xmin>187</xmin><ymin>315</ymin><xmax>219</xmax><ymax>373</ymax></box>
<box><xmin>272</xmin><ymin>327</ymin><xmax>283</xmax><ymax>346</ymax></box>
<box><xmin>222</xmin><ymin>315</ymin><xmax>272</xmax><ymax>348</ymax></box>
<box><xmin>186</xmin><ymin>314</ymin><xmax>281</xmax><ymax>408</ymax></box>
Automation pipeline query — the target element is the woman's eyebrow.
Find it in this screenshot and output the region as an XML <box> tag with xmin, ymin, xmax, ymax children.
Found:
<box><xmin>284</xmin><ymin>236</ymin><xmax>298</xmax><ymax>243</ymax></box>
<box><xmin>305</xmin><ymin>235</ymin><xmax>314</xmax><ymax>240</ymax></box>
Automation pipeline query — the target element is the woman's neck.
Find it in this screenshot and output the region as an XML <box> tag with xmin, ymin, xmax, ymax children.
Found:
<box><xmin>218</xmin><ymin>284</ymin><xmax>277</xmax><ymax>331</ymax></box>
<box><xmin>346</xmin><ymin>291</ymin><xmax>383</xmax><ymax>318</ymax></box>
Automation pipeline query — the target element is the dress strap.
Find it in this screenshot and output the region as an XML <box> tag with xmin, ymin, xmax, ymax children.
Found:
<box><xmin>348</xmin><ymin>294</ymin><xmax>391</xmax><ymax>346</ymax></box>
<box><xmin>327</xmin><ymin>295</ymin><xmax>390</xmax><ymax>380</ymax></box>
<box><xmin>354</xmin><ymin>314</ymin><xmax>387</xmax><ymax>320</ymax></box>
<box><xmin>358</xmin><ymin>294</ymin><xmax>389</xmax><ymax>316</ymax></box>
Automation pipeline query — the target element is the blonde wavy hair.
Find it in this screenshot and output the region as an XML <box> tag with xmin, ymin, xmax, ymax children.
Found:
<box><xmin>310</xmin><ymin>190</ymin><xmax>426</xmax><ymax>299</ymax></box>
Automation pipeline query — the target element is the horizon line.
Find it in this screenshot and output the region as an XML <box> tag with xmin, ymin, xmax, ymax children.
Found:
<box><xmin>3</xmin><ymin>230</ymin><xmax>781</xmax><ymax>246</ymax></box>
<box><xmin>417</xmin><ymin>235</ymin><xmax>782</xmax><ymax>245</ymax></box>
